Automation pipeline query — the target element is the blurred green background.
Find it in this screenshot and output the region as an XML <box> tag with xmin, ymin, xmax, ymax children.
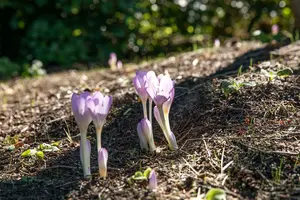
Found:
<box><xmin>0</xmin><ymin>0</ymin><xmax>296</xmax><ymax>79</ymax></box>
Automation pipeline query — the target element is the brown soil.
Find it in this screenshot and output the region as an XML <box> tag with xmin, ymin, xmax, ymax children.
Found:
<box><xmin>0</xmin><ymin>41</ymin><xmax>300</xmax><ymax>200</ymax></box>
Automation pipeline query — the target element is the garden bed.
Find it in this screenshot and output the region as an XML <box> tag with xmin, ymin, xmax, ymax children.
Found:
<box><xmin>0</xmin><ymin>41</ymin><xmax>300</xmax><ymax>199</ymax></box>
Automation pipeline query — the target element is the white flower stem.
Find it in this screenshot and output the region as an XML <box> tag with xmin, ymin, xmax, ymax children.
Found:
<box><xmin>142</xmin><ymin>99</ymin><xmax>148</xmax><ymax>119</ymax></box>
<box><xmin>149</xmin><ymin>99</ymin><xmax>153</xmax><ymax>125</ymax></box>
<box><xmin>96</xmin><ymin>126</ymin><xmax>103</xmax><ymax>153</ymax></box>
<box><xmin>80</xmin><ymin>130</ymin><xmax>91</xmax><ymax>177</ymax></box>
<box><xmin>157</xmin><ymin>105</ymin><xmax>178</xmax><ymax>150</ymax></box>
<box><xmin>148</xmin><ymin>130</ymin><xmax>156</xmax><ymax>152</ymax></box>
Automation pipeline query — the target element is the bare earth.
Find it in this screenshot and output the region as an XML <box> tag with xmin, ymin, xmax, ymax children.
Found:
<box><xmin>0</xmin><ymin>41</ymin><xmax>300</xmax><ymax>200</ymax></box>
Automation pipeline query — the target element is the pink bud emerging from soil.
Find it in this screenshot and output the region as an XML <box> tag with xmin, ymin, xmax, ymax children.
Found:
<box><xmin>149</xmin><ymin>169</ymin><xmax>157</xmax><ymax>191</ymax></box>
<box><xmin>137</xmin><ymin>118</ymin><xmax>156</xmax><ymax>151</ymax></box>
<box><xmin>98</xmin><ymin>148</ymin><xmax>108</xmax><ymax>177</ymax></box>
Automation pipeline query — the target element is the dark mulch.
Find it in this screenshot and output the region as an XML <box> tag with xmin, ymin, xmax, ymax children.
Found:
<box><xmin>0</xmin><ymin>41</ymin><xmax>300</xmax><ymax>200</ymax></box>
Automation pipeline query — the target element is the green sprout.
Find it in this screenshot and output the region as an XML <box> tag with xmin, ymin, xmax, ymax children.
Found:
<box><xmin>205</xmin><ymin>188</ymin><xmax>226</xmax><ymax>200</ymax></box>
<box><xmin>272</xmin><ymin>158</ymin><xmax>284</xmax><ymax>183</ymax></box>
<box><xmin>127</xmin><ymin>167</ymin><xmax>152</xmax><ymax>185</ymax></box>
<box><xmin>21</xmin><ymin>142</ymin><xmax>60</xmax><ymax>160</ymax></box>
<box><xmin>261</xmin><ymin>68</ymin><xmax>293</xmax><ymax>82</ymax></box>
<box><xmin>237</xmin><ymin>65</ymin><xmax>243</xmax><ymax>76</ymax></box>
<box><xmin>220</xmin><ymin>80</ymin><xmax>256</xmax><ymax>97</ymax></box>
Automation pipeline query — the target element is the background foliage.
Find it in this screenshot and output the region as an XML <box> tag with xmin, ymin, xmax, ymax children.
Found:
<box><xmin>0</xmin><ymin>0</ymin><xmax>294</xmax><ymax>79</ymax></box>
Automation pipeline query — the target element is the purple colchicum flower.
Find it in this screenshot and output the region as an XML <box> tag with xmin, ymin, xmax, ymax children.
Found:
<box><xmin>87</xmin><ymin>91</ymin><xmax>113</xmax><ymax>152</ymax></box>
<box><xmin>71</xmin><ymin>92</ymin><xmax>93</xmax><ymax>132</ymax></box>
<box><xmin>146</xmin><ymin>73</ymin><xmax>178</xmax><ymax>150</ymax></box>
<box><xmin>137</xmin><ymin>118</ymin><xmax>156</xmax><ymax>152</ymax></box>
<box><xmin>214</xmin><ymin>39</ymin><xmax>220</xmax><ymax>48</ymax></box>
<box><xmin>71</xmin><ymin>92</ymin><xmax>93</xmax><ymax>177</ymax></box>
<box><xmin>98</xmin><ymin>148</ymin><xmax>108</xmax><ymax>177</ymax></box>
<box><xmin>117</xmin><ymin>60</ymin><xmax>123</xmax><ymax>69</ymax></box>
<box><xmin>80</xmin><ymin>139</ymin><xmax>91</xmax><ymax>176</ymax></box>
<box><xmin>272</xmin><ymin>24</ymin><xmax>279</xmax><ymax>36</ymax></box>
<box><xmin>149</xmin><ymin>169</ymin><xmax>157</xmax><ymax>191</ymax></box>
<box><xmin>133</xmin><ymin>71</ymin><xmax>149</xmax><ymax>118</ymax></box>
<box><xmin>108</xmin><ymin>53</ymin><xmax>117</xmax><ymax>70</ymax></box>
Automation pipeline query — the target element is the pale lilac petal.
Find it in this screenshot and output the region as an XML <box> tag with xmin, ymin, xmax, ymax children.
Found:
<box><xmin>157</xmin><ymin>74</ymin><xmax>164</xmax><ymax>81</ymax></box>
<box><xmin>90</xmin><ymin>93</ymin><xmax>112</xmax><ymax>128</ymax></box>
<box><xmin>154</xmin><ymin>106</ymin><xmax>164</xmax><ymax>131</ymax></box>
<box><xmin>71</xmin><ymin>92</ymin><xmax>92</xmax><ymax>131</ymax></box>
<box><xmin>102</xmin><ymin>96</ymin><xmax>113</xmax><ymax>114</ymax></box>
<box><xmin>154</xmin><ymin>95</ymin><xmax>169</xmax><ymax>105</ymax></box>
<box><xmin>77</xmin><ymin>96</ymin><xmax>86</xmax><ymax>115</ymax></box>
<box><xmin>80</xmin><ymin>91</ymin><xmax>92</xmax><ymax>100</ymax></box>
<box><xmin>133</xmin><ymin>71</ymin><xmax>148</xmax><ymax>100</ymax></box>
<box><xmin>98</xmin><ymin>148</ymin><xmax>108</xmax><ymax>177</ymax></box>
<box><xmin>146</xmin><ymin>75</ymin><xmax>159</xmax><ymax>100</ymax></box>
<box><xmin>86</xmin><ymin>98</ymin><xmax>95</xmax><ymax>116</ymax></box>
<box><xmin>168</xmin><ymin>132</ymin><xmax>178</xmax><ymax>150</ymax></box>
<box><xmin>137</xmin><ymin>120</ymin><xmax>149</xmax><ymax>150</ymax></box>
<box><xmin>158</xmin><ymin>75</ymin><xmax>174</xmax><ymax>98</ymax></box>
<box><xmin>162</xmin><ymin>87</ymin><xmax>175</xmax><ymax>114</ymax></box>
<box><xmin>149</xmin><ymin>169</ymin><xmax>157</xmax><ymax>190</ymax></box>
<box><xmin>71</xmin><ymin>93</ymin><xmax>79</xmax><ymax>113</ymax></box>
<box><xmin>93</xmin><ymin>91</ymin><xmax>104</xmax><ymax>106</ymax></box>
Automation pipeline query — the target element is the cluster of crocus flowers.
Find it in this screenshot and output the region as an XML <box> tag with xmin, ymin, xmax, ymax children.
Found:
<box><xmin>133</xmin><ymin>71</ymin><xmax>178</xmax><ymax>151</ymax></box>
<box><xmin>108</xmin><ymin>52</ymin><xmax>123</xmax><ymax>71</ymax></box>
<box><xmin>71</xmin><ymin>91</ymin><xmax>112</xmax><ymax>178</ymax></box>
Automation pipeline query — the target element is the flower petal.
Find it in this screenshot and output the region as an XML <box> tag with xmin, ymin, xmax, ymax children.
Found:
<box><xmin>98</xmin><ymin>148</ymin><xmax>108</xmax><ymax>177</ymax></box>
<box><xmin>158</xmin><ymin>75</ymin><xmax>174</xmax><ymax>98</ymax></box>
<box><xmin>93</xmin><ymin>91</ymin><xmax>104</xmax><ymax>106</ymax></box>
<box><xmin>154</xmin><ymin>106</ymin><xmax>164</xmax><ymax>131</ymax></box>
<box><xmin>146</xmin><ymin>71</ymin><xmax>159</xmax><ymax>100</ymax></box>
<box><xmin>137</xmin><ymin>120</ymin><xmax>149</xmax><ymax>150</ymax></box>
<box><xmin>149</xmin><ymin>169</ymin><xmax>157</xmax><ymax>191</ymax></box>
<box><xmin>154</xmin><ymin>95</ymin><xmax>169</xmax><ymax>105</ymax></box>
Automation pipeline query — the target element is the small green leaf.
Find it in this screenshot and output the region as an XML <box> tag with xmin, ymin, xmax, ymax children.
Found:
<box><xmin>51</xmin><ymin>141</ymin><xmax>60</xmax><ymax>147</ymax></box>
<box><xmin>261</xmin><ymin>69</ymin><xmax>277</xmax><ymax>81</ymax></box>
<box><xmin>277</xmin><ymin>68</ymin><xmax>293</xmax><ymax>78</ymax></box>
<box><xmin>242</xmin><ymin>81</ymin><xmax>257</xmax><ymax>87</ymax></box>
<box><xmin>143</xmin><ymin>167</ymin><xmax>152</xmax><ymax>178</ymax></box>
<box><xmin>132</xmin><ymin>171</ymin><xmax>147</xmax><ymax>180</ymax></box>
<box><xmin>205</xmin><ymin>188</ymin><xmax>226</xmax><ymax>200</ymax></box>
<box><xmin>36</xmin><ymin>151</ymin><xmax>44</xmax><ymax>159</ymax></box>
<box><xmin>21</xmin><ymin>149</ymin><xmax>36</xmax><ymax>157</ymax></box>
<box><xmin>237</xmin><ymin>65</ymin><xmax>243</xmax><ymax>76</ymax></box>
